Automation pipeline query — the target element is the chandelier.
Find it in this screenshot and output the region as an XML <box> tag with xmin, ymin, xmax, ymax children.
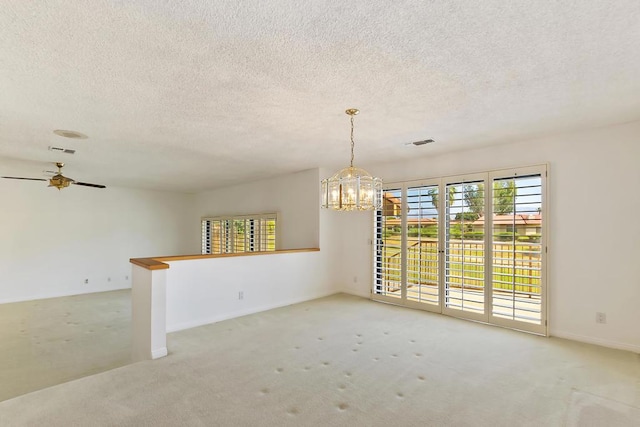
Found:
<box><xmin>321</xmin><ymin>109</ymin><xmax>382</xmax><ymax>211</ymax></box>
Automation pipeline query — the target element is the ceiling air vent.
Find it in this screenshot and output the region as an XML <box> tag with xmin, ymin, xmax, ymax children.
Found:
<box><xmin>411</xmin><ymin>139</ymin><xmax>434</xmax><ymax>146</ymax></box>
<box><xmin>48</xmin><ymin>146</ymin><xmax>76</xmax><ymax>155</ymax></box>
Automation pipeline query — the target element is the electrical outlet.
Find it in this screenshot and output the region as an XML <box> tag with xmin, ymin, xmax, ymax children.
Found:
<box><xmin>125</xmin><ymin>275</ymin><xmax>129</xmax><ymax>280</ymax></box>
<box><xmin>238</xmin><ymin>291</ymin><xmax>244</xmax><ymax>300</ymax></box>
<box><xmin>107</xmin><ymin>277</ymin><xmax>111</xmax><ymax>282</ymax></box>
<box><xmin>596</xmin><ymin>312</ymin><xmax>607</xmax><ymax>324</ymax></box>
<box><xmin>84</xmin><ymin>279</ymin><xmax>89</xmax><ymax>284</ymax></box>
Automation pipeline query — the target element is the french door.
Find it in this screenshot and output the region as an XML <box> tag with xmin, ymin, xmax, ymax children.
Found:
<box><xmin>373</xmin><ymin>166</ymin><xmax>547</xmax><ymax>335</ymax></box>
<box><xmin>374</xmin><ymin>179</ymin><xmax>442</xmax><ymax>312</ymax></box>
<box><xmin>442</xmin><ymin>175</ymin><xmax>487</xmax><ymax>323</ymax></box>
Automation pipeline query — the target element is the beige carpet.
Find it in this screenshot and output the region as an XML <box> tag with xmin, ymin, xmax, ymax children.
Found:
<box><xmin>0</xmin><ymin>290</ymin><xmax>131</xmax><ymax>402</ymax></box>
<box><xmin>565</xmin><ymin>390</ymin><xmax>640</xmax><ymax>426</ymax></box>
<box><xmin>0</xmin><ymin>293</ymin><xmax>638</xmax><ymax>426</ymax></box>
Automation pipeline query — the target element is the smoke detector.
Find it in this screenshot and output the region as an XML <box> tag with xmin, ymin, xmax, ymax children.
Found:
<box><xmin>53</xmin><ymin>129</ymin><xmax>88</xmax><ymax>139</ymax></box>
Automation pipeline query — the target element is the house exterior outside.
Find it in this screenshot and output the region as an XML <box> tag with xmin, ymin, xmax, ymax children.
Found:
<box><xmin>473</xmin><ymin>214</ymin><xmax>542</xmax><ymax>237</ymax></box>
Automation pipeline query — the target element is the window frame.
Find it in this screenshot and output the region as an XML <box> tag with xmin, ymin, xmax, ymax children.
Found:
<box><xmin>201</xmin><ymin>213</ymin><xmax>278</xmax><ymax>254</ymax></box>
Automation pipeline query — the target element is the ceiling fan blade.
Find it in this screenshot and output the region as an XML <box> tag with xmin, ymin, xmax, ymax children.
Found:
<box><xmin>1</xmin><ymin>176</ymin><xmax>47</xmax><ymax>181</ymax></box>
<box><xmin>73</xmin><ymin>181</ymin><xmax>106</xmax><ymax>189</ymax></box>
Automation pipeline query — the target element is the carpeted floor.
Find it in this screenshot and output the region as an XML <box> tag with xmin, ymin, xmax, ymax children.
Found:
<box><xmin>0</xmin><ymin>293</ymin><xmax>638</xmax><ymax>426</ymax></box>
<box><xmin>0</xmin><ymin>290</ymin><xmax>131</xmax><ymax>402</ymax></box>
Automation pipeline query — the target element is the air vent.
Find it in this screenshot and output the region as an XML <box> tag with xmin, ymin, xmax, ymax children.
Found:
<box><xmin>48</xmin><ymin>146</ymin><xmax>76</xmax><ymax>155</ymax></box>
<box><xmin>410</xmin><ymin>139</ymin><xmax>434</xmax><ymax>146</ymax></box>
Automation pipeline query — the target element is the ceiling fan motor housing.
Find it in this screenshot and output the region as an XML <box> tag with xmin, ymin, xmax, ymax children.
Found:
<box><xmin>48</xmin><ymin>174</ymin><xmax>73</xmax><ymax>190</ymax></box>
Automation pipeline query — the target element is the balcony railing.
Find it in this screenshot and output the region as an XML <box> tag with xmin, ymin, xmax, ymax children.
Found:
<box><xmin>379</xmin><ymin>239</ymin><xmax>542</xmax><ymax>296</ymax></box>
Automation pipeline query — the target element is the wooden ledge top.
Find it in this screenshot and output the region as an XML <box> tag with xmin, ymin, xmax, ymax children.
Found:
<box><xmin>130</xmin><ymin>248</ymin><xmax>320</xmax><ymax>271</ymax></box>
<box><xmin>130</xmin><ymin>257</ymin><xmax>171</xmax><ymax>270</ymax></box>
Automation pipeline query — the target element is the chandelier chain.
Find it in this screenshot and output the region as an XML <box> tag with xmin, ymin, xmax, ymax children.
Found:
<box><xmin>350</xmin><ymin>115</ymin><xmax>355</xmax><ymax>167</ymax></box>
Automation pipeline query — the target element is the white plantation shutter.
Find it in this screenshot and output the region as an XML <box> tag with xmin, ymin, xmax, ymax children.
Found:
<box><xmin>374</xmin><ymin>188</ymin><xmax>403</xmax><ymax>300</ymax></box>
<box><xmin>201</xmin><ymin>213</ymin><xmax>277</xmax><ymax>254</ymax></box>
<box><xmin>201</xmin><ymin>220</ymin><xmax>212</xmax><ymax>254</ymax></box>
<box><xmin>444</xmin><ymin>180</ymin><xmax>486</xmax><ymax>316</ymax></box>
<box><xmin>406</xmin><ymin>184</ymin><xmax>439</xmax><ymax>305</ymax></box>
<box><xmin>490</xmin><ymin>173</ymin><xmax>544</xmax><ymax>325</ymax></box>
<box><xmin>258</xmin><ymin>217</ymin><xmax>277</xmax><ymax>251</ymax></box>
<box><xmin>372</xmin><ymin>165</ymin><xmax>546</xmax><ymax>335</ymax></box>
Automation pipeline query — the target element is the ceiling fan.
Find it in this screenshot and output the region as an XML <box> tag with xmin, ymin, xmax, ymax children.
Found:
<box><xmin>1</xmin><ymin>162</ymin><xmax>106</xmax><ymax>190</ymax></box>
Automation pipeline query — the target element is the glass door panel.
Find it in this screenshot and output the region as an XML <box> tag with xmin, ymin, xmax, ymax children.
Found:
<box><xmin>444</xmin><ymin>180</ymin><xmax>486</xmax><ymax>318</ymax></box>
<box><xmin>372</xmin><ymin>167</ymin><xmax>546</xmax><ymax>335</ymax></box>
<box><xmin>491</xmin><ymin>174</ymin><xmax>543</xmax><ymax>326</ymax></box>
<box><xmin>374</xmin><ymin>188</ymin><xmax>403</xmax><ymax>300</ymax></box>
<box><xmin>406</xmin><ymin>184</ymin><xmax>439</xmax><ymax>305</ymax></box>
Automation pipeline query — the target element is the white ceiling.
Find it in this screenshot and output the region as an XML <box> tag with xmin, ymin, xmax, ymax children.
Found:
<box><xmin>1</xmin><ymin>1</ymin><xmax>639</xmax><ymax>192</ymax></box>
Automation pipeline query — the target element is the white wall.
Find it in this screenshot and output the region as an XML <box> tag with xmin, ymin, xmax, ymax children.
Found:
<box><xmin>330</xmin><ymin>210</ymin><xmax>374</xmax><ymax>297</ymax></box>
<box><xmin>195</xmin><ymin>168</ymin><xmax>320</xmax><ymax>250</ymax></box>
<box><xmin>337</xmin><ymin>121</ymin><xmax>640</xmax><ymax>352</ymax></box>
<box><xmin>1</xmin><ymin>166</ymin><xmax>334</xmax><ymax>305</ymax></box>
<box><xmin>165</xmin><ymin>251</ymin><xmax>333</xmax><ymax>332</ymax></box>
<box><xmin>164</xmin><ymin>168</ymin><xmax>343</xmax><ymax>333</ymax></box>
<box><xmin>6</xmin><ymin>122</ymin><xmax>638</xmax><ymax>353</ymax></box>
<box><xmin>0</xmin><ymin>182</ymin><xmax>197</xmax><ymax>303</ymax></box>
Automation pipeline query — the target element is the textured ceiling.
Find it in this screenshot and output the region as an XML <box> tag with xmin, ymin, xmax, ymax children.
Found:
<box><xmin>1</xmin><ymin>1</ymin><xmax>639</xmax><ymax>192</ymax></box>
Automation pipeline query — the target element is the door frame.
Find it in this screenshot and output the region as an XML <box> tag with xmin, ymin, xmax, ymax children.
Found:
<box><xmin>371</xmin><ymin>164</ymin><xmax>548</xmax><ymax>336</ymax></box>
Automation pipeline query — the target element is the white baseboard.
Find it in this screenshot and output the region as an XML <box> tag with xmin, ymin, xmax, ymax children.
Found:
<box><xmin>340</xmin><ymin>289</ymin><xmax>639</xmax><ymax>354</ymax></box>
<box><xmin>0</xmin><ymin>286</ymin><xmax>132</xmax><ymax>305</ymax></box>
<box><xmin>340</xmin><ymin>288</ymin><xmax>370</xmax><ymax>299</ymax></box>
<box><xmin>551</xmin><ymin>330</ymin><xmax>640</xmax><ymax>353</ymax></box>
<box><xmin>166</xmin><ymin>290</ymin><xmax>340</xmax><ymax>333</ymax></box>
<box><xmin>151</xmin><ymin>347</ymin><xmax>168</xmax><ymax>359</ymax></box>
